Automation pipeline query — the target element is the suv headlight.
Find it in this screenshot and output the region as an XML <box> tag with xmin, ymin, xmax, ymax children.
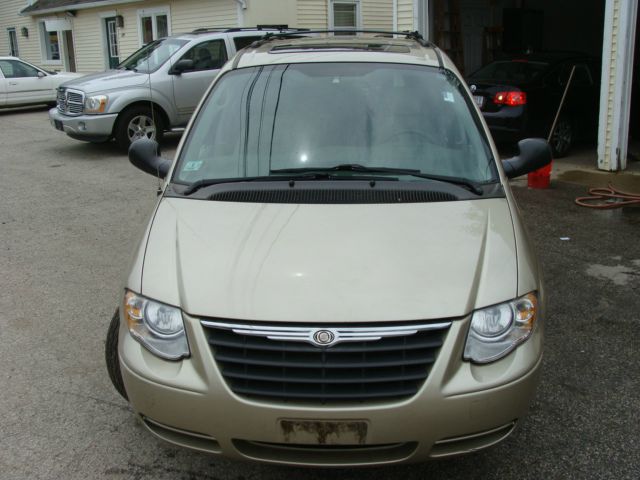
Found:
<box><xmin>84</xmin><ymin>95</ymin><xmax>108</xmax><ymax>113</ymax></box>
<box><xmin>464</xmin><ymin>292</ymin><xmax>538</xmax><ymax>364</ymax></box>
<box><xmin>123</xmin><ymin>290</ymin><xmax>190</xmax><ymax>360</ymax></box>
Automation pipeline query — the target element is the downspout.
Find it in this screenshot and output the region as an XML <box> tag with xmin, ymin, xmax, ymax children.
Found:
<box><xmin>393</xmin><ymin>0</ymin><xmax>398</xmax><ymax>31</ymax></box>
<box><xmin>235</xmin><ymin>0</ymin><xmax>247</xmax><ymax>27</ymax></box>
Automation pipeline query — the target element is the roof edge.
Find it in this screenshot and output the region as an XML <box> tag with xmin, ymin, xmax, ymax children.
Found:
<box><xmin>20</xmin><ymin>0</ymin><xmax>142</xmax><ymax>16</ymax></box>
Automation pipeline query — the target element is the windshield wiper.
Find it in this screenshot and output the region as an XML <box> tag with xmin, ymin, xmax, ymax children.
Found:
<box><xmin>271</xmin><ymin>164</ymin><xmax>484</xmax><ymax>195</ymax></box>
<box><xmin>272</xmin><ymin>164</ymin><xmax>421</xmax><ymax>175</ymax></box>
<box><xmin>181</xmin><ymin>172</ymin><xmax>385</xmax><ymax>195</ymax></box>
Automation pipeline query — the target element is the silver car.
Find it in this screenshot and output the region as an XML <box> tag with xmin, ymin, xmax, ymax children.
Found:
<box><xmin>106</xmin><ymin>32</ymin><xmax>552</xmax><ymax>467</ymax></box>
<box><xmin>49</xmin><ymin>29</ymin><xmax>281</xmax><ymax>149</ymax></box>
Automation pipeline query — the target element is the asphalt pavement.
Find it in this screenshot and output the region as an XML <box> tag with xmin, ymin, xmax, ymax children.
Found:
<box><xmin>0</xmin><ymin>107</ymin><xmax>638</xmax><ymax>480</ymax></box>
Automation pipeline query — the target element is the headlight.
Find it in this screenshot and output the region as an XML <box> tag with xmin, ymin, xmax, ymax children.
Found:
<box><xmin>84</xmin><ymin>95</ymin><xmax>108</xmax><ymax>113</ymax></box>
<box><xmin>464</xmin><ymin>292</ymin><xmax>538</xmax><ymax>364</ymax></box>
<box><xmin>123</xmin><ymin>290</ymin><xmax>190</xmax><ymax>360</ymax></box>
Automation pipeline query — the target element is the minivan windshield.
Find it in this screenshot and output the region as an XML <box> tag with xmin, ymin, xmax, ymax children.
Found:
<box><xmin>175</xmin><ymin>63</ymin><xmax>497</xmax><ymax>185</ymax></box>
<box><xmin>118</xmin><ymin>38</ymin><xmax>187</xmax><ymax>73</ymax></box>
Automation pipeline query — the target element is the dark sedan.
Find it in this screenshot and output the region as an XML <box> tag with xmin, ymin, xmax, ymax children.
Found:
<box><xmin>467</xmin><ymin>53</ymin><xmax>600</xmax><ymax>157</ymax></box>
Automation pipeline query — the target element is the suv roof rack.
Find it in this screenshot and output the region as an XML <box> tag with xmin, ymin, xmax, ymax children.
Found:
<box><xmin>244</xmin><ymin>30</ymin><xmax>444</xmax><ymax>69</ymax></box>
<box><xmin>191</xmin><ymin>25</ymin><xmax>309</xmax><ymax>34</ymax></box>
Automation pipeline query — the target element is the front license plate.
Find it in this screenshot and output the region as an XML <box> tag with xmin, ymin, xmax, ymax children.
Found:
<box><xmin>54</xmin><ymin>120</ymin><xmax>64</xmax><ymax>131</ymax></box>
<box><xmin>280</xmin><ymin>419</ymin><xmax>368</xmax><ymax>445</ymax></box>
<box><xmin>473</xmin><ymin>95</ymin><xmax>485</xmax><ymax>108</ymax></box>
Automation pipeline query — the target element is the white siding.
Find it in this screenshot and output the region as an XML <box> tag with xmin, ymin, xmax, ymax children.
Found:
<box><xmin>297</xmin><ymin>0</ymin><xmax>329</xmax><ymax>29</ymax></box>
<box><xmin>362</xmin><ymin>0</ymin><xmax>393</xmax><ymax>30</ymax></box>
<box><xmin>2</xmin><ymin>0</ymin><xmax>239</xmax><ymax>74</ymax></box>
<box><xmin>171</xmin><ymin>0</ymin><xmax>238</xmax><ymax>32</ymax></box>
<box><xmin>0</xmin><ymin>0</ymin><xmax>49</xmax><ymax>69</ymax></box>
<box><xmin>396</xmin><ymin>0</ymin><xmax>414</xmax><ymax>31</ymax></box>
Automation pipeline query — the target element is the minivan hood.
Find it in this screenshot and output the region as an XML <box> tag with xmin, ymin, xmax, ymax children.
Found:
<box><xmin>140</xmin><ymin>197</ymin><xmax>517</xmax><ymax>322</ymax></box>
<box><xmin>60</xmin><ymin>69</ymin><xmax>148</xmax><ymax>93</ymax></box>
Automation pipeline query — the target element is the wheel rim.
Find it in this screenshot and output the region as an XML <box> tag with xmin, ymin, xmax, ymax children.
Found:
<box><xmin>551</xmin><ymin>120</ymin><xmax>572</xmax><ymax>154</ymax></box>
<box><xmin>127</xmin><ymin>114</ymin><xmax>156</xmax><ymax>142</ymax></box>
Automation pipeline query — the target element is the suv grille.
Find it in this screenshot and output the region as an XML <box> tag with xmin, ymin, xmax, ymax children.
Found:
<box><xmin>201</xmin><ymin>320</ymin><xmax>451</xmax><ymax>404</ymax></box>
<box><xmin>57</xmin><ymin>88</ymin><xmax>84</xmax><ymax>115</ymax></box>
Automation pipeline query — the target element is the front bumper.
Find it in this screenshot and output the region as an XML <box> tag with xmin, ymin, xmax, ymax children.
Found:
<box><xmin>49</xmin><ymin>108</ymin><xmax>117</xmax><ymax>143</ymax></box>
<box><xmin>119</xmin><ymin>314</ymin><xmax>543</xmax><ymax>466</ymax></box>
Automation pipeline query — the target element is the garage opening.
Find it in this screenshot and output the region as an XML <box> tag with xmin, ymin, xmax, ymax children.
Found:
<box><xmin>429</xmin><ymin>0</ymin><xmax>606</xmax><ymax>158</ymax></box>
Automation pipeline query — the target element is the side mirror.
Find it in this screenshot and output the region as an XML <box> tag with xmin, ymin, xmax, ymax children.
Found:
<box><xmin>502</xmin><ymin>138</ymin><xmax>552</xmax><ymax>179</ymax></box>
<box><xmin>129</xmin><ymin>138</ymin><xmax>171</xmax><ymax>179</ymax></box>
<box><xmin>37</xmin><ymin>71</ymin><xmax>45</xmax><ymax>78</ymax></box>
<box><xmin>169</xmin><ymin>59</ymin><xmax>194</xmax><ymax>75</ymax></box>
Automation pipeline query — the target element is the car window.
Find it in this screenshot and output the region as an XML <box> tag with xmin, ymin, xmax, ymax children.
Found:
<box><xmin>233</xmin><ymin>35</ymin><xmax>263</xmax><ymax>51</ymax></box>
<box><xmin>175</xmin><ymin>63</ymin><xmax>497</xmax><ymax>184</ymax></box>
<box><xmin>118</xmin><ymin>38</ymin><xmax>187</xmax><ymax>73</ymax></box>
<box><xmin>559</xmin><ymin>63</ymin><xmax>593</xmax><ymax>86</ymax></box>
<box><xmin>469</xmin><ymin>61</ymin><xmax>548</xmax><ymax>83</ymax></box>
<box><xmin>0</xmin><ymin>59</ymin><xmax>40</xmax><ymax>78</ymax></box>
<box><xmin>178</xmin><ymin>39</ymin><xmax>228</xmax><ymax>72</ymax></box>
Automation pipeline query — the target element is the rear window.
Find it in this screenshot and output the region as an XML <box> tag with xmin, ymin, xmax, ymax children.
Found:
<box><xmin>469</xmin><ymin>61</ymin><xmax>549</xmax><ymax>83</ymax></box>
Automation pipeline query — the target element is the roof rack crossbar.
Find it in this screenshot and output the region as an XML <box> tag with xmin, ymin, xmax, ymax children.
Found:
<box><xmin>246</xmin><ymin>29</ymin><xmax>443</xmax><ymax>69</ymax></box>
<box><xmin>191</xmin><ymin>26</ymin><xmax>309</xmax><ymax>34</ymax></box>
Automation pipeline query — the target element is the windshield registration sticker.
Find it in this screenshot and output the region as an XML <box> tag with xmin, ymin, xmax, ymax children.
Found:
<box><xmin>183</xmin><ymin>160</ymin><xmax>203</xmax><ymax>172</ymax></box>
<box><xmin>442</xmin><ymin>91</ymin><xmax>455</xmax><ymax>103</ymax></box>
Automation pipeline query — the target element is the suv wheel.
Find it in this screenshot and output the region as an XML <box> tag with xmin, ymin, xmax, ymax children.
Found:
<box><xmin>115</xmin><ymin>106</ymin><xmax>164</xmax><ymax>151</ymax></box>
<box><xmin>550</xmin><ymin>117</ymin><xmax>573</xmax><ymax>158</ymax></box>
<box><xmin>105</xmin><ymin>309</ymin><xmax>128</xmax><ymax>400</ymax></box>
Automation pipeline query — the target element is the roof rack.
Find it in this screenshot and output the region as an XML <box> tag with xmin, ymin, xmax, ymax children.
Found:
<box><xmin>191</xmin><ymin>25</ymin><xmax>309</xmax><ymax>34</ymax></box>
<box><xmin>246</xmin><ymin>29</ymin><xmax>443</xmax><ymax>69</ymax></box>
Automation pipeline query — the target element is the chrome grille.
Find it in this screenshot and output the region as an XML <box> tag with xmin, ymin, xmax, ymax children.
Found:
<box><xmin>201</xmin><ymin>320</ymin><xmax>451</xmax><ymax>405</ymax></box>
<box><xmin>57</xmin><ymin>88</ymin><xmax>84</xmax><ymax>115</ymax></box>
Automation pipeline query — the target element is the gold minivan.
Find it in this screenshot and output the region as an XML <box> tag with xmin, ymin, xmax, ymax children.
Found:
<box><xmin>105</xmin><ymin>32</ymin><xmax>551</xmax><ymax>467</ymax></box>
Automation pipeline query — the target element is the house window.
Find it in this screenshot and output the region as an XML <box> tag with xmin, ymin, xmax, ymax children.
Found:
<box><xmin>39</xmin><ymin>22</ymin><xmax>60</xmax><ymax>61</ymax></box>
<box><xmin>138</xmin><ymin>7</ymin><xmax>171</xmax><ymax>45</ymax></box>
<box><xmin>331</xmin><ymin>1</ymin><xmax>361</xmax><ymax>35</ymax></box>
<box><xmin>7</xmin><ymin>28</ymin><xmax>19</xmax><ymax>57</ymax></box>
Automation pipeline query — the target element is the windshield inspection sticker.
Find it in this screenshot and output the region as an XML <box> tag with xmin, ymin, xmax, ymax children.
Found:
<box><xmin>183</xmin><ymin>160</ymin><xmax>203</xmax><ymax>172</ymax></box>
<box><xmin>442</xmin><ymin>91</ymin><xmax>455</xmax><ymax>103</ymax></box>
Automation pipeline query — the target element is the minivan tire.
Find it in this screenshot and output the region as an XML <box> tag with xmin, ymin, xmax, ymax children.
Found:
<box><xmin>105</xmin><ymin>309</ymin><xmax>128</xmax><ymax>400</ymax></box>
<box><xmin>115</xmin><ymin>105</ymin><xmax>164</xmax><ymax>151</ymax></box>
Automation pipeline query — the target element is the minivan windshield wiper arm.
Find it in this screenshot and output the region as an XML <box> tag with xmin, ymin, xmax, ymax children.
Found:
<box><xmin>271</xmin><ymin>164</ymin><xmax>484</xmax><ymax>195</ymax></box>
<box><xmin>405</xmin><ymin>172</ymin><xmax>484</xmax><ymax>195</ymax></box>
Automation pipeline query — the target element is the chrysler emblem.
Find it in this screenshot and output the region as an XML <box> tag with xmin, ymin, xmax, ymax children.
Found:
<box><xmin>311</xmin><ymin>329</ymin><xmax>336</xmax><ymax>346</ymax></box>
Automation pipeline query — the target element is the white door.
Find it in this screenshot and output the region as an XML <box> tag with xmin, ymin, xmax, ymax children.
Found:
<box><xmin>171</xmin><ymin>39</ymin><xmax>228</xmax><ymax>125</ymax></box>
<box><xmin>0</xmin><ymin>69</ymin><xmax>6</xmax><ymax>106</ymax></box>
<box><xmin>0</xmin><ymin>59</ymin><xmax>54</xmax><ymax>105</ymax></box>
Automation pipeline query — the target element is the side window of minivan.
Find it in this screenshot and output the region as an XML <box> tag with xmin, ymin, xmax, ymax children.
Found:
<box><xmin>179</xmin><ymin>39</ymin><xmax>228</xmax><ymax>72</ymax></box>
